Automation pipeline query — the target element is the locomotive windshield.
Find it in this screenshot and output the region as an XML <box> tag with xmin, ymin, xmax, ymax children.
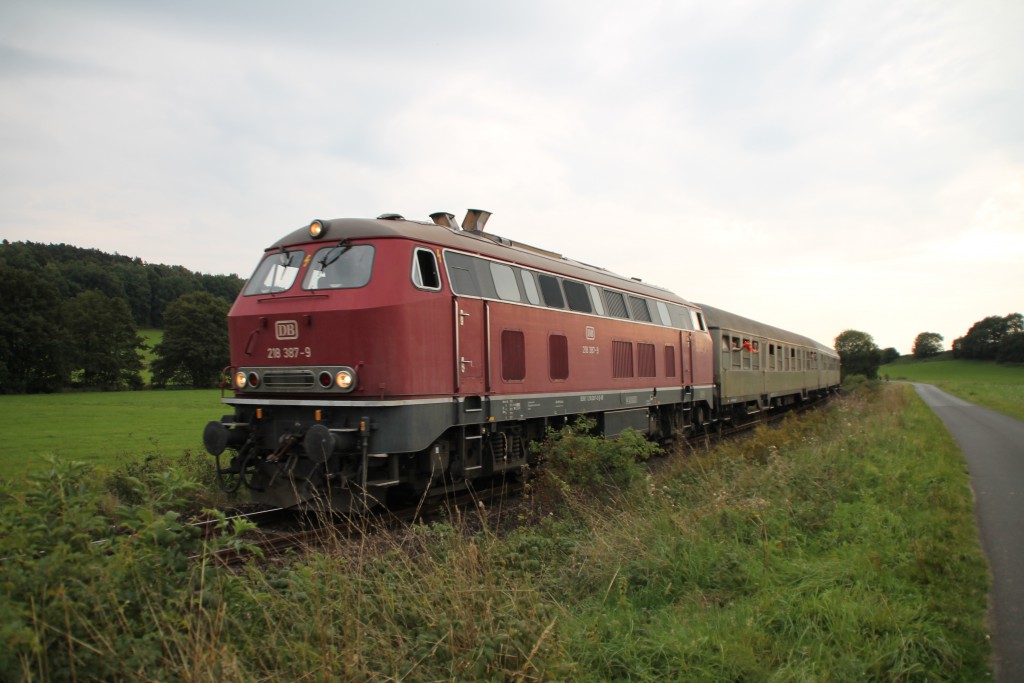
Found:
<box><xmin>243</xmin><ymin>249</ymin><xmax>304</xmax><ymax>295</ymax></box>
<box><xmin>303</xmin><ymin>244</ymin><xmax>374</xmax><ymax>290</ymax></box>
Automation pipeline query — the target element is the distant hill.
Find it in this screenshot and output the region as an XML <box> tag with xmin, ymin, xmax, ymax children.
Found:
<box><xmin>0</xmin><ymin>240</ymin><xmax>244</xmax><ymax>328</ymax></box>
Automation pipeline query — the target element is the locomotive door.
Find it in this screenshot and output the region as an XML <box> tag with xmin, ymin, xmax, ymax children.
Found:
<box><xmin>454</xmin><ymin>297</ymin><xmax>487</xmax><ymax>394</ymax></box>
<box><xmin>682</xmin><ymin>331</ymin><xmax>693</xmax><ymax>387</ymax></box>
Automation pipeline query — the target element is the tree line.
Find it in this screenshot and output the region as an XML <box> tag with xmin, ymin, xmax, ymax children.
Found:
<box><xmin>0</xmin><ymin>241</ymin><xmax>243</xmax><ymax>393</ymax></box>
<box><xmin>835</xmin><ymin>311</ymin><xmax>1024</xmax><ymax>381</ymax></box>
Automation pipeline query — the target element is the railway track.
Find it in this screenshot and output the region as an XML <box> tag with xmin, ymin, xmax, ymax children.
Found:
<box><xmin>192</xmin><ymin>478</ymin><xmax>523</xmax><ymax>567</ymax></box>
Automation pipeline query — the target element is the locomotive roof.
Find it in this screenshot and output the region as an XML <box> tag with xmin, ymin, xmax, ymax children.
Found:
<box><xmin>698</xmin><ymin>303</ymin><xmax>837</xmax><ymax>357</ymax></box>
<box><xmin>269</xmin><ymin>215</ymin><xmax>696</xmax><ymax>307</ymax></box>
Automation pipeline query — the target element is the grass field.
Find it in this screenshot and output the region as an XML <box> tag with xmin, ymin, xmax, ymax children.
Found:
<box><xmin>1</xmin><ymin>383</ymin><xmax>991</xmax><ymax>679</ymax></box>
<box><xmin>139</xmin><ymin>328</ymin><xmax>163</xmax><ymax>385</ymax></box>
<box><xmin>0</xmin><ymin>389</ymin><xmax>224</xmax><ymax>479</ymax></box>
<box><xmin>880</xmin><ymin>358</ymin><xmax>1024</xmax><ymax>421</ymax></box>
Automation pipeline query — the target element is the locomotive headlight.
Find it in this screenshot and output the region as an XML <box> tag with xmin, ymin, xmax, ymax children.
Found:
<box><xmin>335</xmin><ymin>368</ymin><xmax>356</xmax><ymax>391</ymax></box>
<box><xmin>234</xmin><ymin>371</ymin><xmax>247</xmax><ymax>390</ymax></box>
<box><xmin>247</xmin><ymin>371</ymin><xmax>261</xmax><ymax>388</ymax></box>
<box><xmin>308</xmin><ymin>219</ymin><xmax>326</xmax><ymax>239</ymax></box>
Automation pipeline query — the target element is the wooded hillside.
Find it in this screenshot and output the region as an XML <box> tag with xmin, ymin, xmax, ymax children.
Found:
<box><xmin>0</xmin><ymin>240</ymin><xmax>244</xmax><ymax>393</ymax></box>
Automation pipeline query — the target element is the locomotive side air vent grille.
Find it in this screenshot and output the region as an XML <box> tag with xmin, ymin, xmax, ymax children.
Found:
<box><xmin>263</xmin><ymin>369</ymin><xmax>316</xmax><ymax>389</ymax></box>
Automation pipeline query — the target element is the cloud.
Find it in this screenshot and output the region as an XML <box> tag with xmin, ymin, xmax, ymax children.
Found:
<box><xmin>0</xmin><ymin>0</ymin><xmax>1021</xmax><ymax>351</ymax></box>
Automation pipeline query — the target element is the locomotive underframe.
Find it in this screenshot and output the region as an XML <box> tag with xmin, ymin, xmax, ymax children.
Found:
<box><xmin>205</xmin><ymin>385</ymin><xmax>717</xmax><ymax>511</ymax></box>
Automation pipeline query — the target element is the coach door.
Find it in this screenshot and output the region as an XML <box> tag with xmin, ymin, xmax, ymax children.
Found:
<box><xmin>454</xmin><ymin>297</ymin><xmax>487</xmax><ymax>395</ymax></box>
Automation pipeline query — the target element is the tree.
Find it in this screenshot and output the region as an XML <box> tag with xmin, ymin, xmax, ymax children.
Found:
<box><xmin>997</xmin><ymin>333</ymin><xmax>1024</xmax><ymax>364</ymax></box>
<box><xmin>151</xmin><ymin>291</ymin><xmax>230</xmax><ymax>388</ymax></box>
<box><xmin>834</xmin><ymin>329</ymin><xmax>881</xmax><ymax>380</ymax></box>
<box><xmin>953</xmin><ymin>313</ymin><xmax>1023</xmax><ymax>360</ymax></box>
<box><xmin>880</xmin><ymin>347</ymin><xmax>900</xmax><ymax>365</ymax></box>
<box><xmin>912</xmin><ymin>332</ymin><xmax>944</xmax><ymax>359</ymax></box>
<box><xmin>0</xmin><ymin>266</ymin><xmax>70</xmax><ymax>393</ymax></box>
<box><xmin>64</xmin><ymin>290</ymin><xmax>145</xmax><ymax>390</ymax></box>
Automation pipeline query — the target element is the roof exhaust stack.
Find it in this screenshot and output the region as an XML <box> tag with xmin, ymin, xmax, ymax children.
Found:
<box><xmin>429</xmin><ymin>212</ymin><xmax>459</xmax><ymax>230</ymax></box>
<box><xmin>462</xmin><ymin>209</ymin><xmax>491</xmax><ymax>233</ymax></box>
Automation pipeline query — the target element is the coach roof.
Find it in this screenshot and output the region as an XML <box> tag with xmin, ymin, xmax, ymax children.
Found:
<box><xmin>698</xmin><ymin>303</ymin><xmax>837</xmax><ymax>356</ymax></box>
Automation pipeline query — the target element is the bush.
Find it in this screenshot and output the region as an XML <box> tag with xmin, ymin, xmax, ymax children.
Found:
<box><xmin>531</xmin><ymin>418</ymin><xmax>660</xmax><ymax>503</ymax></box>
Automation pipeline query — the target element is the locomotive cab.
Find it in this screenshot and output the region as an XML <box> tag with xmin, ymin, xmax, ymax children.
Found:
<box><xmin>204</xmin><ymin>217</ymin><xmax>463</xmax><ymax>511</ymax></box>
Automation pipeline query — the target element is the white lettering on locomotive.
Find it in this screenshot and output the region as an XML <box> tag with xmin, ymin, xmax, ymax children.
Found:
<box><xmin>275</xmin><ymin>320</ymin><xmax>299</xmax><ymax>340</ymax></box>
<box><xmin>267</xmin><ymin>347</ymin><xmax>312</xmax><ymax>359</ymax></box>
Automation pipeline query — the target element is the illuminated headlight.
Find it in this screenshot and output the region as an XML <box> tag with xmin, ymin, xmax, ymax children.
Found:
<box><xmin>234</xmin><ymin>371</ymin><xmax>247</xmax><ymax>390</ymax></box>
<box><xmin>335</xmin><ymin>368</ymin><xmax>356</xmax><ymax>391</ymax></box>
<box><xmin>308</xmin><ymin>219</ymin><xmax>326</xmax><ymax>239</ymax></box>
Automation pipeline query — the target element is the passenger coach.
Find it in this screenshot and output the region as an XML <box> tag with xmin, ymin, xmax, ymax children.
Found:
<box><xmin>699</xmin><ymin>304</ymin><xmax>841</xmax><ymax>423</ymax></box>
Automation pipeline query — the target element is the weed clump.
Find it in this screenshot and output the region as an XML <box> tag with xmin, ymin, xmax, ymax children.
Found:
<box><xmin>530</xmin><ymin>417</ymin><xmax>660</xmax><ymax>506</ymax></box>
<box><xmin>0</xmin><ymin>456</ymin><xmax>253</xmax><ymax>680</ymax></box>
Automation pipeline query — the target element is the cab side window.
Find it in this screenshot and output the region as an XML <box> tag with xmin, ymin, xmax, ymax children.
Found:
<box><xmin>412</xmin><ymin>248</ymin><xmax>441</xmax><ymax>291</ymax></box>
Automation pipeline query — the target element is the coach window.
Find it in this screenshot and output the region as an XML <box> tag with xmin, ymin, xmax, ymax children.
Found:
<box><xmin>411</xmin><ymin>248</ymin><xmax>441</xmax><ymax>291</ymax></box>
<box><xmin>604</xmin><ymin>290</ymin><xmax>629</xmax><ymax>318</ymax></box>
<box><xmin>549</xmin><ymin>334</ymin><xmax>569</xmax><ymax>380</ymax></box>
<box><xmin>501</xmin><ymin>330</ymin><xmax>526</xmax><ymax>382</ymax></box>
<box><xmin>244</xmin><ymin>249</ymin><xmax>304</xmax><ymax>295</ymax></box>
<box><xmin>731</xmin><ymin>336</ymin><xmax>741</xmax><ymax>368</ymax></box>
<box><xmin>520</xmin><ymin>270</ymin><xmax>541</xmax><ymax>305</ymax></box>
<box><xmin>304</xmin><ymin>244</ymin><xmax>375</xmax><ymax>290</ymax></box>
<box><xmin>490</xmin><ymin>262</ymin><xmax>521</xmax><ymax>302</ymax></box>
<box><xmin>629</xmin><ymin>297</ymin><xmax>652</xmax><ymax>322</ymax></box>
<box><xmin>790</xmin><ymin>347</ymin><xmax>796</xmax><ymax>371</ymax></box>
<box><xmin>769</xmin><ymin>344</ymin><xmax>776</xmax><ymax>371</ymax></box>
<box><xmin>588</xmin><ymin>285</ymin><xmax>606</xmax><ymax>316</ymax></box>
<box><xmin>563</xmin><ymin>280</ymin><xmax>592</xmax><ymax>313</ymax></box>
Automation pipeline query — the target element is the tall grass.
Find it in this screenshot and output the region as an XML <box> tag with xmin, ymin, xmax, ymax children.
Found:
<box><xmin>881</xmin><ymin>358</ymin><xmax>1024</xmax><ymax>420</ymax></box>
<box><xmin>549</xmin><ymin>384</ymin><xmax>990</xmax><ymax>680</ymax></box>
<box><xmin>0</xmin><ymin>384</ymin><xmax>991</xmax><ymax>681</ymax></box>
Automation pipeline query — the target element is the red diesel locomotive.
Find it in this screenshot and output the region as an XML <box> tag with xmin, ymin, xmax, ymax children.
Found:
<box><xmin>203</xmin><ymin>210</ymin><xmax>840</xmax><ymax>511</ymax></box>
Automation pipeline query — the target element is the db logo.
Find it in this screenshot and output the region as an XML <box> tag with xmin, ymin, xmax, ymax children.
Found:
<box><xmin>275</xmin><ymin>320</ymin><xmax>299</xmax><ymax>340</ymax></box>
<box><xmin>585</xmin><ymin>326</ymin><xmax>596</xmax><ymax>341</ymax></box>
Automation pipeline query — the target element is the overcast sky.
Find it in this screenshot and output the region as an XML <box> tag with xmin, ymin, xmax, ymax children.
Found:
<box><xmin>2</xmin><ymin>0</ymin><xmax>1022</xmax><ymax>352</ymax></box>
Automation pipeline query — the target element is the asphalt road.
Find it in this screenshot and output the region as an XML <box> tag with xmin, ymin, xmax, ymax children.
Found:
<box><xmin>913</xmin><ymin>383</ymin><xmax>1024</xmax><ymax>683</ymax></box>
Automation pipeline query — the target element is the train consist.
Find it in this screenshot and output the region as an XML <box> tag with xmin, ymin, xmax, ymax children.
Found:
<box><xmin>203</xmin><ymin>210</ymin><xmax>840</xmax><ymax>511</ymax></box>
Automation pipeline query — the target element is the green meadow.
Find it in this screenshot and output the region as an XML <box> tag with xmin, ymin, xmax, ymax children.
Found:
<box><xmin>139</xmin><ymin>328</ymin><xmax>163</xmax><ymax>385</ymax></box>
<box><xmin>0</xmin><ymin>389</ymin><xmax>224</xmax><ymax>479</ymax></box>
<box><xmin>881</xmin><ymin>358</ymin><xmax>1024</xmax><ymax>421</ymax></box>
